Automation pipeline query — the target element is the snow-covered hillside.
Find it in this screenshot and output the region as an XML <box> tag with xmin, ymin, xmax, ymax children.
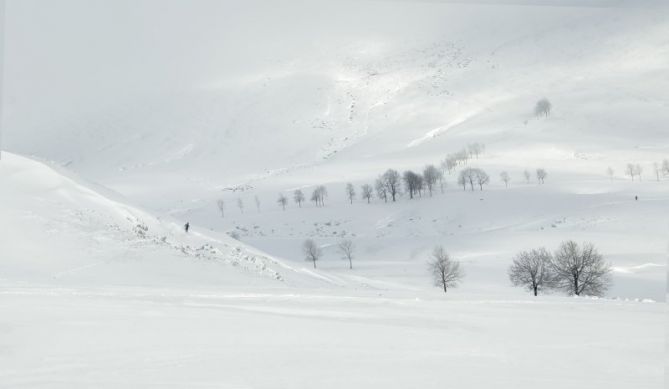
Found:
<box><xmin>4</xmin><ymin>2</ymin><xmax>666</xmax><ymax>301</ymax></box>
<box><xmin>1</xmin><ymin>151</ymin><xmax>662</xmax><ymax>388</ymax></box>
<box><xmin>0</xmin><ymin>152</ymin><xmax>325</xmax><ymax>288</ymax></box>
<box><xmin>0</xmin><ymin>1</ymin><xmax>667</xmax><ymax>387</ymax></box>
<box><xmin>5</xmin><ymin>2</ymin><xmax>668</xmax><ymax>195</ymax></box>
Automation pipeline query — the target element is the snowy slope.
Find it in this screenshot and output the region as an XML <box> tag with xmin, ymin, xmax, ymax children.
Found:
<box><xmin>3</xmin><ymin>2</ymin><xmax>667</xmax><ymax>301</ymax></box>
<box><xmin>4</xmin><ymin>2</ymin><xmax>667</xmax><ymax>194</ymax></box>
<box><xmin>0</xmin><ymin>154</ymin><xmax>663</xmax><ymax>387</ymax></box>
<box><xmin>0</xmin><ymin>152</ymin><xmax>331</xmax><ymax>289</ymax></box>
<box><xmin>0</xmin><ymin>2</ymin><xmax>667</xmax><ymax>387</ymax></box>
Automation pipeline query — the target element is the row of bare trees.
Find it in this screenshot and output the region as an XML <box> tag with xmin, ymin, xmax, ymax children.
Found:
<box><xmin>302</xmin><ymin>238</ymin><xmax>611</xmax><ymax>298</ymax></box>
<box><xmin>302</xmin><ymin>238</ymin><xmax>355</xmax><ymax>269</ymax></box>
<box><xmin>509</xmin><ymin>241</ymin><xmax>611</xmax><ymax>297</ymax></box>
<box><xmin>219</xmin><ymin>157</ymin><xmax>666</xmax><ymax>217</ymax></box>
<box><xmin>217</xmin><ymin>165</ymin><xmax>549</xmax><ymax>216</ymax></box>
<box><xmin>613</xmin><ymin>159</ymin><xmax>669</xmax><ymax>181</ymax></box>
<box><xmin>216</xmin><ymin>142</ymin><xmax>558</xmax><ymax>215</ymax></box>
<box><xmin>441</xmin><ymin>142</ymin><xmax>486</xmax><ymax>174</ymax></box>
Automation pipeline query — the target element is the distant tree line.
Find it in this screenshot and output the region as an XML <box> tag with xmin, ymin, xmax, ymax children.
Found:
<box><xmin>611</xmin><ymin>159</ymin><xmax>669</xmax><ymax>182</ymax></box>
<box><xmin>213</xmin><ymin>142</ymin><xmax>561</xmax><ymax>216</ymax></box>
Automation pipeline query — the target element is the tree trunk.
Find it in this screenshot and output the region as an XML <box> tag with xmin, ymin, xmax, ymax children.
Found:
<box><xmin>349</xmin><ymin>258</ymin><xmax>352</xmax><ymax>270</ymax></box>
<box><xmin>313</xmin><ymin>259</ymin><xmax>317</xmax><ymax>269</ymax></box>
<box><xmin>533</xmin><ymin>286</ymin><xmax>538</xmax><ymax>296</ymax></box>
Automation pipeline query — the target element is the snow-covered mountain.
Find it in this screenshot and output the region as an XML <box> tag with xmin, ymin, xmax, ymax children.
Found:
<box><xmin>1</xmin><ymin>1</ymin><xmax>667</xmax><ymax>387</ymax></box>
<box><xmin>0</xmin><ymin>155</ymin><xmax>663</xmax><ymax>389</ymax></box>
<box><xmin>5</xmin><ymin>0</ymin><xmax>666</xmax><ymax>298</ymax></box>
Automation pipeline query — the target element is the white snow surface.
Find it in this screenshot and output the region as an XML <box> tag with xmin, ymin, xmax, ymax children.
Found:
<box><xmin>1</xmin><ymin>1</ymin><xmax>667</xmax><ymax>387</ymax></box>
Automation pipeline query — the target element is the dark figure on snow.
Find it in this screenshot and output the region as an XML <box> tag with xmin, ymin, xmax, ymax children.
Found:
<box><xmin>184</xmin><ymin>222</ymin><xmax>190</xmax><ymax>233</ymax></box>
<box><xmin>635</xmin><ymin>196</ymin><xmax>638</xmax><ymax>201</ymax></box>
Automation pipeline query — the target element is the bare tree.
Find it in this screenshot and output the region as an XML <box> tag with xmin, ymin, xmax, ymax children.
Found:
<box><xmin>302</xmin><ymin>239</ymin><xmax>322</xmax><ymax>269</ymax></box>
<box><xmin>237</xmin><ymin>198</ymin><xmax>244</xmax><ymax>214</ymax></box>
<box><xmin>428</xmin><ymin>246</ymin><xmax>463</xmax><ymax>293</ymax></box>
<box><xmin>254</xmin><ymin>195</ymin><xmax>261</xmax><ymax>212</ymax></box>
<box><xmin>653</xmin><ymin>162</ymin><xmax>660</xmax><ymax>181</ymax></box>
<box><xmin>293</xmin><ymin>189</ymin><xmax>305</xmax><ymax>207</ymax></box>
<box><xmin>500</xmin><ymin>171</ymin><xmax>511</xmax><ymax>188</ymax></box>
<box><xmin>277</xmin><ymin>193</ymin><xmax>288</xmax><ymax>210</ymax></box>
<box><xmin>625</xmin><ymin>163</ymin><xmax>636</xmax><ymax>181</ymax></box>
<box><xmin>416</xmin><ymin>174</ymin><xmax>425</xmax><ymax>197</ymax></box>
<box><xmin>423</xmin><ymin>165</ymin><xmax>440</xmax><ymax>196</ymax></box>
<box><xmin>403</xmin><ymin>170</ymin><xmax>422</xmax><ymax>199</ymax></box>
<box><xmin>550</xmin><ymin>241</ymin><xmax>611</xmax><ymax>296</ymax></box>
<box><xmin>606</xmin><ymin>167</ymin><xmax>614</xmax><ymax>181</ymax></box>
<box><xmin>338</xmin><ymin>239</ymin><xmax>355</xmax><ymax>269</ymax></box>
<box><xmin>437</xmin><ymin>169</ymin><xmax>446</xmax><ymax>193</ymax></box>
<box><xmin>508</xmin><ymin>248</ymin><xmax>555</xmax><ymax>296</ymax></box>
<box><xmin>442</xmin><ymin>157</ymin><xmax>457</xmax><ymax>175</ymax></box>
<box><xmin>662</xmin><ymin>159</ymin><xmax>669</xmax><ymax>177</ymax></box>
<box><xmin>534</xmin><ymin>98</ymin><xmax>552</xmax><ymax>117</ymax></box>
<box><xmin>523</xmin><ymin>169</ymin><xmax>531</xmax><ymax>183</ymax></box>
<box><xmin>473</xmin><ymin>168</ymin><xmax>490</xmax><ymax>190</ymax></box>
<box><xmin>381</xmin><ymin>169</ymin><xmax>401</xmax><ymax>202</ymax></box>
<box><xmin>458</xmin><ymin>168</ymin><xmax>475</xmax><ymax>191</ymax></box>
<box><xmin>361</xmin><ymin>184</ymin><xmax>373</xmax><ymax>203</ymax></box>
<box><xmin>345</xmin><ymin>183</ymin><xmax>356</xmax><ymax>204</ymax></box>
<box><xmin>375</xmin><ymin>178</ymin><xmax>388</xmax><ymax>203</ymax></box>
<box><xmin>536</xmin><ymin>168</ymin><xmax>547</xmax><ymax>184</ymax></box>
<box><xmin>467</xmin><ymin>142</ymin><xmax>485</xmax><ymax>159</ymax></box>
<box><xmin>456</xmin><ymin>149</ymin><xmax>470</xmax><ymax>165</ymax></box>
<box><xmin>311</xmin><ymin>189</ymin><xmax>320</xmax><ymax>206</ymax></box>
<box><xmin>216</xmin><ymin>199</ymin><xmax>225</xmax><ymax>218</ymax></box>
<box><xmin>311</xmin><ymin>185</ymin><xmax>327</xmax><ymax>207</ymax></box>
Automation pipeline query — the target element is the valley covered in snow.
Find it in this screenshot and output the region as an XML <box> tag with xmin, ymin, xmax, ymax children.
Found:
<box><xmin>0</xmin><ymin>0</ymin><xmax>667</xmax><ymax>388</ymax></box>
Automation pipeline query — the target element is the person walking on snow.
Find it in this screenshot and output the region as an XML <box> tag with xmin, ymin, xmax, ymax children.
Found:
<box><xmin>184</xmin><ymin>222</ymin><xmax>190</xmax><ymax>233</ymax></box>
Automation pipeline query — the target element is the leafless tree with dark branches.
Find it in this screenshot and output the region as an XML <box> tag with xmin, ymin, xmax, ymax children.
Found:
<box><xmin>381</xmin><ymin>169</ymin><xmax>401</xmax><ymax>202</ymax></box>
<box><xmin>551</xmin><ymin>241</ymin><xmax>611</xmax><ymax>297</ymax></box>
<box><xmin>293</xmin><ymin>189</ymin><xmax>305</xmax><ymax>207</ymax></box>
<box><xmin>534</xmin><ymin>98</ymin><xmax>552</xmax><ymax>117</ymax></box>
<box><xmin>277</xmin><ymin>193</ymin><xmax>288</xmax><ymax>210</ymax></box>
<box><xmin>361</xmin><ymin>184</ymin><xmax>373</xmax><ymax>203</ymax></box>
<box><xmin>428</xmin><ymin>246</ymin><xmax>464</xmax><ymax>293</ymax></box>
<box><xmin>423</xmin><ymin>165</ymin><xmax>440</xmax><ymax>196</ymax></box>
<box><xmin>216</xmin><ymin>199</ymin><xmax>225</xmax><ymax>218</ymax></box>
<box><xmin>302</xmin><ymin>239</ymin><xmax>322</xmax><ymax>269</ymax></box>
<box><xmin>508</xmin><ymin>248</ymin><xmax>555</xmax><ymax>296</ymax></box>
<box><xmin>345</xmin><ymin>183</ymin><xmax>356</xmax><ymax>204</ymax></box>
<box><xmin>338</xmin><ymin>239</ymin><xmax>355</xmax><ymax>269</ymax></box>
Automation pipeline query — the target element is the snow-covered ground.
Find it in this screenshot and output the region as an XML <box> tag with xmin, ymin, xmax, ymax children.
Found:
<box><xmin>1</xmin><ymin>1</ymin><xmax>667</xmax><ymax>387</ymax></box>
<box><xmin>2</xmin><ymin>287</ymin><xmax>663</xmax><ymax>388</ymax></box>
